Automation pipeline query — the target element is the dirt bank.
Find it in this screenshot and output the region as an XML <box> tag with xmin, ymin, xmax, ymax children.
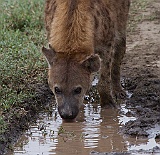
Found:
<box><xmin>0</xmin><ymin>83</ymin><xmax>53</xmax><ymax>155</ymax></box>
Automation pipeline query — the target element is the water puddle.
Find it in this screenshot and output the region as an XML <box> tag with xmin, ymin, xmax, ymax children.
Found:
<box><xmin>129</xmin><ymin>124</ymin><xmax>160</xmax><ymax>151</ymax></box>
<box><xmin>10</xmin><ymin>78</ymin><xmax>160</xmax><ymax>155</ymax></box>
<box><xmin>10</xmin><ymin>99</ymin><xmax>160</xmax><ymax>155</ymax></box>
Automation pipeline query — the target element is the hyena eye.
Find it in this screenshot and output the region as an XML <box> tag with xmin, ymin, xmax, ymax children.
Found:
<box><xmin>73</xmin><ymin>87</ymin><xmax>82</xmax><ymax>95</ymax></box>
<box><xmin>55</xmin><ymin>87</ymin><xmax>62</xmax><ymax>94</ymax></box>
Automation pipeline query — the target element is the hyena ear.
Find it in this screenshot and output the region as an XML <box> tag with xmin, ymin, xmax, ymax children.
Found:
<box><xmin>81</xmin><ymin>54</ymin><xmax>101</xmax><ymax>73</ymax></box>
<box><xmin>42</xmin><ymin>44</ymin><xmax>56</xmax><ymax>67</ymax></box>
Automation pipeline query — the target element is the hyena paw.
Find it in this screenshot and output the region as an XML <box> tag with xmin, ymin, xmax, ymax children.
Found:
<box><xmin>100</xmin><ymin>97</ymin><xmax>117</xmax><ymax>108</ymax></box>
<box><xmin>113</xmin><ymin>89</ymin><xmax>127</xmax><ymax>100</ymax></box>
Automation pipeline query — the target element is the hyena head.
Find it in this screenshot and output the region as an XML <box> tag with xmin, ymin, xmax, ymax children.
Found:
<box><xmin>42</xmin><ymin>46</ymin><xmax>100</xmax><ymax>121</ymax></box>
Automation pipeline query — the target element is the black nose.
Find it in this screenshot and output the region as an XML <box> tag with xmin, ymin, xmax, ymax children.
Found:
<box><xmin>60</xmin><ymin>112</ymin><xmax>77</xmax><ymax>120</ymax></box>
<box><xmin>58</xmin><ymin>105</ymin><xmax>79</xmax><ymax>120</ymax></box>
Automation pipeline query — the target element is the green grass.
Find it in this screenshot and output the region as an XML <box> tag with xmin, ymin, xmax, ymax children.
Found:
<box><xmin>0</xmin><ymin>116</ymin><xmax>7</xmax><ymax>135</ymax></box>
<box><xmin>0</xmin><ymin>0</ymin><xmax>47</xmax><ymax>115</ymax></box>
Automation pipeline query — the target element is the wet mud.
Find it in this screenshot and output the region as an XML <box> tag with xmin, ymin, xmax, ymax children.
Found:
<box><xmin>120</xmin><ymin>76</ymin><xmax>160</xmax><ymax>137</ymax></box>
<box><xmin>120</xmin><ymin>0</ymin><xmax>160</xmax><ymax>139</ymax></box>
<box><xmin>1</xmin><ymin>0</ymin><xmax>160</xmax><ymax>154</ymax></box>
<box><xmin>0</xmin><ymin>83</ymin><xmax>53</xmax><ymax>155</ymax></box>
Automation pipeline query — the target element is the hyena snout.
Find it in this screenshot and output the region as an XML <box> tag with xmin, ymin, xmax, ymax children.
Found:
<box><xmin>58</xmin><ymin>103</ymin><xmax>79</xmax><ymax>120</ymax></box>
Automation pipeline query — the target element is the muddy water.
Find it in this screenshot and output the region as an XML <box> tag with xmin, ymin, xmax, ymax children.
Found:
<box><xmin>11</xmin><ymin>78</ymin><xmax>160</xmax><ymax>155</ymax></box>
<box><xmin>11</xmin><ymin>99</ymin><xmax>160</xmax><ymax>155</ymax></box>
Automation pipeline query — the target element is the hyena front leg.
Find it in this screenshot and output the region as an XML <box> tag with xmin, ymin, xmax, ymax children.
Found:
<box><xmin>111</xmin><ymin>35</ymin><xmax>126</xmax><ymax>99</ymax></box>
<box><xmin>97</xmin><ymin>48</ymin><xmax>116</xmax><ymax>108</ymax></box>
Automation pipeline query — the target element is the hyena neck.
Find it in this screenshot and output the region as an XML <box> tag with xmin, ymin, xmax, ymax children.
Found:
<box><xmin>49</xmin><ymin>0</ymin><xmax>94</xmax><ymax>56</ymax></box>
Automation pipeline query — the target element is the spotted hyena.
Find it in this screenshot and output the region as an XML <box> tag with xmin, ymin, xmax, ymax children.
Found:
<box><xmin>42</xmin><ymin>0</ymin><xmax>130</xmax><ymax>120</ymax></box>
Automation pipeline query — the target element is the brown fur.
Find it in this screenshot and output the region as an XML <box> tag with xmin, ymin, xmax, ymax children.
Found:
<box><xmin>42</xmin><ymin>0</ymin><xmax>130</xmax><ymax>119</ymax></box>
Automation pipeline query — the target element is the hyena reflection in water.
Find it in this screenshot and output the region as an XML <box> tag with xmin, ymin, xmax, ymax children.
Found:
<box><xmin>42</xmin><ymin>0</ymin><xmax>130</xmax><ymax>120</ymax></box>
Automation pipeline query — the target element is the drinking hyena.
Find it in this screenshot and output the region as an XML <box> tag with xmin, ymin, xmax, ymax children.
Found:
<box><xmin>42</xmin><ymin>0</ymin><xmax>130</xmax><ymax>120</ymax></box>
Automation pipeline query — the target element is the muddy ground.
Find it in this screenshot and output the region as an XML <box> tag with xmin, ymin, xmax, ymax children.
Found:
<box><xmin>0</xmin><ymin>0</ymin><xmax>160</xmax><ymax>154</ymax></box>
<box><xmin>121</xmin><ymin>0</ymin><xmax>160</xmax><ymax>138</ymax></box>
<box><xmin>119</xmin><ymin>0</ymin><xmax>160</xmax><ymax>153</ymax></box>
